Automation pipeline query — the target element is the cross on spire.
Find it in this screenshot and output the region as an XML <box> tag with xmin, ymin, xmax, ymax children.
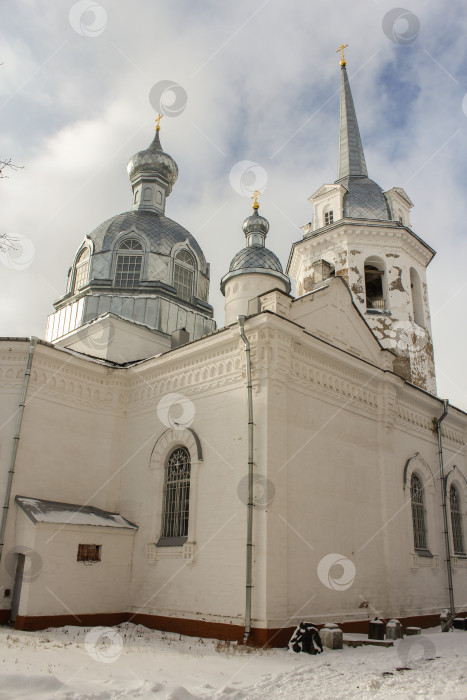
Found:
<box><xmin>251</xmin><ymin>189</ymin><xmax>261</xmax><ymax>210</ymax></box>
<box><xmin>336</xmin><ymin>43</ymin><xmax>349</xmax><ymax>67</ymax></box>
<box><xmin>155</xmin><ymin>113</ymin><xmax>164</xmax><ymax>131</ymax></box>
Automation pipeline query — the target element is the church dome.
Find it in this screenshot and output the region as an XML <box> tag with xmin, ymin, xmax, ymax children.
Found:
<box><xmin>221</xmin><ymin>202</ymin><xmax>291</xmax><ymax>297</ymax></box>
<box><xmin>228</xmin><ymin>246</ymin><xmax>283</xmax><ymax>273</ymax></box>
<box><xmin>87</xmin><ymin>209</ymin><xmax>207</xmax><ymax>271</ymax></box>
<box><xmin>242</xmin><ymin>209</ymin><xmax>270</xmax><ymax>236</ymax></box>
<box><xmin>338</xmin><ymin>176</ymin><xmax>390</xmax><ymax>220</ymax></box>
<box><xmin>127</xmin><ymin>130</ymin><xmax>178</xmax><ymax>193</ymax></box>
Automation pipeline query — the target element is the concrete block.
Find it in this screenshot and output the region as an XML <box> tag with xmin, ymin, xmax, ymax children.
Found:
<box><xmin>320</xmin><ymin>623</ymin><xmax>343</xmax><ymax>650</ymax></box>
<box><xmin>386</xmin><ymin>619</ymin><xmax>403</xmax><ymax>640</ymax></box>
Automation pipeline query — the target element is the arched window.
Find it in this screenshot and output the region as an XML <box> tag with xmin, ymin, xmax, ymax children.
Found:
<box><xmin>364</xmin><ymin>257</ymin><xmax>387</xmax><ymax>311</ymax></box>
<box><xmin>73</xmin><ymin>248</ymin><xmax>90</xmax><ymax>293</ymax></box>
<box><xmin>161</xmin><ymin>447</ymin><xmax>191</xmax><ymax>540</ymax></box>
<box><xmin>450</xmin><ymin>485</ymin><xmax>465</xmax><ymax>554</ymax></box>
<box><xmin>411</xmin><ymin>474</ymin><xmax>427</xmax><ymax>550</ymax></box>
<box><xmin>410</xmin><ymin>267</ymin><xmax>425</xmax><ymax>327</ymax></box>
<box><xmin>114</xmin><ymin>238</ymin><xmax>143</xmax><ymax>288</ymax></box>
<box><xmin>173</xmin><ymin>250</ymin><xmax>195</xmax><ymax>302</ymax></box>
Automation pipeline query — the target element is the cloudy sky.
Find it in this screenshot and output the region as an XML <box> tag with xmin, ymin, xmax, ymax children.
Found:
<box><xmin>1</xmin><ymin>0</ymin><xmax>467</xmax><ymax>408</ymax></box>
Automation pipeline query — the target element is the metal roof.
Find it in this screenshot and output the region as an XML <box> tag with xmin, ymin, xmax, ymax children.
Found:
<box><xmin>337</xmin><ymin>65</ymin><xmax>368</xmax><ymax>180</ymax></box>
<box><xmin>339</xmin><ymin>176</ymin><xmax>391</xmax><ymax>220</ymax></box>
<box><xmin>87</xmin><ymin>209</ymin><xmax>207</xmax><ymax>271</ymax></box>
<box><xmin>229</xmin><ymin>246</ymin><xmax>283</xmax><ymax>273</ymax></box>
<box><xmin>16</xmin><ymin>496</ymin><xmax>138</xmax><ymax>529</ymax></box>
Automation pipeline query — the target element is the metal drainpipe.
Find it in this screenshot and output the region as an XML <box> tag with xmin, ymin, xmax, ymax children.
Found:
<box><xmin>238</xmin><ymin>316</ymin><xmax>254</xmax><ymax>644</ymax></box>
<box><xmin>437</xmin><ymin>399</ymin><xmax>455</xmax><ymax>616</ymax></box>
<box><xmin>0</xmin><ymin>337</ymin><xmax>37</xmax><ymax>563</ymax></box>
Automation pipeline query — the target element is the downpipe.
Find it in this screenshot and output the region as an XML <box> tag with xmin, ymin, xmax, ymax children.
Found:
<box><xmin>238</xmin><ymin>316</ymin><xmax>254</xmax><ymax>644</ymax></box>
<box><xmin>437</xmin><ymin>399</ymin><xmax>455</xmax><ymax>616</ymax></box>
<box><xmin>0</xmin><ymin>337</ymin><xmax>37</xmax><ymax>563</ymax></box>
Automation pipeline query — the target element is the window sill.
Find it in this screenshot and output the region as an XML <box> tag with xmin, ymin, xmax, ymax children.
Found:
<box><xmin>415</xmin><ymin>549</ymin><xmax>433</xmax><ymax>558</ymax></box>
<box><xmin>366</xmin><ymin>309</ymin><xmax>391</xmax><ymax>316</ymax></box>
<box><xmin>156</xmin><ymin>536</ymin><xmax>187</xmax><ymax>548</ymax></box>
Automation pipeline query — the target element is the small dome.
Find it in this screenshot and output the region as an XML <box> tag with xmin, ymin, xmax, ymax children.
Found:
<box><xmin>127</xmin><ymin>131</ymin><xmax>178</xmax><ymax>192</ymax></box>
<box><xmin>242</xmin><ymin>209</ymin><xmax>269</xmax><ymax>236</ymax></box>
<box><xmin>229</xmin><ymin>246</ymin><xmax>283</xmax><ymax>273</ymax></box>
<box><xmin>338</xmin><ymin>176</ymin><xmax>390</xmax><ymax>220</ymax></box>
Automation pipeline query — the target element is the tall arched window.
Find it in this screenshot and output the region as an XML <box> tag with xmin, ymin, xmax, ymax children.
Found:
<box><xmin>450</xmin><ymin>485</ymin><xmax>465</xmax><ymax>554</ymax></box>
<box><xmin>161</xmin><ymin>447</ymin><xmax>191</xmax><ymax>540</ymax></box>
<box><xmin>411</xmin><ymin>474</ymin><xmax>427</xmax><ymax>550</ymax></box>
<box><xmin>410</xmin><ymin>267</ymin><xmax>425</xmax><ymax>327</ymax></box>
<box><xmin>73</xmin><ymin>248</ymin><xmax>90</xmax><ymax>293</ymax></box>
<box><xmin>364</xmin><ymin>257</ymin><xmax>387</xmax><ymax>311</ymax></box>
<box><xmin>114</xmin><ymin>238</ymin><xmax>143</xmax><ymax>288</ymax></box>
<box><xmin>173</xmin><ymin>250</ymin><xmax>195</xmax><ymax>302</ymax></box>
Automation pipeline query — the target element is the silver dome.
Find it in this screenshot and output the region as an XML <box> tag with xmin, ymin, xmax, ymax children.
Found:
<box><xmin>242</xmin><ymin>209</ymin><xmax>270</xmax><ymax>236</ymax></box>
<box><xmin>127</xmin><ymin>131</ymin><xmax>178</xmax><ymax>192</ymax></box>
<box><xmin>229</xmin><ymin>246</ymin><xmax>283</xmax><ymax>272</ymax></box>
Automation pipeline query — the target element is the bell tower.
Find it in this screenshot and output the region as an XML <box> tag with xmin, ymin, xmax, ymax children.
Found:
<box><xmin>287</xmin><ymin>47</ymin><xmax>437</xmax><ymax>394</ymax></box>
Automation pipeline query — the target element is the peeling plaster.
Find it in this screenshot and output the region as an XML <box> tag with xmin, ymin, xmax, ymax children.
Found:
<box><xmin>303</xmin><ymin>276</ymin><xmax>314</xmax><ymax>292</ymax></box>
<box><xmin>389</xmin><ymin>266</ymin><xmax>404</xmax><ymax>292</ymax></box>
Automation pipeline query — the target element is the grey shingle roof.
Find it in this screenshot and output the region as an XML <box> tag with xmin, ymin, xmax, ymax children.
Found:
<box><xmin>339</xmin><ymin>176</ymin><xmax>390</xmax><ymax>220</ymax></box>
<box><xmin>88</xmin><ymin>210</ymin><xmax>207</xmax><ymax>271</ymax></box>
<box><xmin>229</xmin><ymin>246</ymin><xmax>283</xmax><ymax>272</ymax></box>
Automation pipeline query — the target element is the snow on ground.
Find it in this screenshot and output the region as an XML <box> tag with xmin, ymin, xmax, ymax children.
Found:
<box><xmin>0</xmin><ymin>623</ymin><xmax>467</xmax><ymax>699</ymax></box>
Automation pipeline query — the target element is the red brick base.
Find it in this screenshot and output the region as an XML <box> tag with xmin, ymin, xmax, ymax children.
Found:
<box><xmin>9</xmin><ymin>611</ymin><xmax>465</xmax><ymax>647</ymax></box>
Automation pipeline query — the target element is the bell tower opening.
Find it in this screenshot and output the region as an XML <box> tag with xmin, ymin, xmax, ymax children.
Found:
<box><xmin>364</xmin><ymin>257</ymin><xmax>387</xmax><ymax>312</ymax></box>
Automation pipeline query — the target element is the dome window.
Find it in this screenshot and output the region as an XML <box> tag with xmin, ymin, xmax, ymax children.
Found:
<box><xmin>73</xmin><ymin>248</ymin><xmax>90</xmax><ymax>293</ymax></box>
<box><xmin>114</xmin><ymin>238</ymin><xmax>143</xmax><ymax>288</ymax></box>
<box><xmin>173</xmin><ymin>250</ymin><xmax>195</xmax><ymax>302</ymax></box>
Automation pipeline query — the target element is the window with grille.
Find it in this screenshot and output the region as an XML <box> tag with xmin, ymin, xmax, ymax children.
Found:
<box><xmin>173</xmin><ymin>250</ymin><xmax>195</xmax><ymax>301</ymax></box>
<box><xmin>411</xmin><ymin>474</ymin><xmax>427</xmax><ymax>550</ymax></box>
<box><xmin>450</xmin><ymin>485</ymin><xmax>465</xmax><ymax>554</ymax></box>
<box><xmin>114</xmin><ymin>239</ymin><xmax>143</xmax><ymax>288</ymax></box>
<box><xmin>324</xmin><ymin>210</ymin><xmax>334</xmax><ymax>225</ymax></box>
<box><xmin>161</xmin><ymin>447</ymin><xmax>191</xmax><ymax>541</ymax></box>
<box><xmin>73</xmin><ymin>248</ymin><xmax>90</xmax><ymax>292</ymax></box>
<box><xmin>77</xmin><ymin>544</ymin><xmax>101</xmax><ymax>562</ymax></box>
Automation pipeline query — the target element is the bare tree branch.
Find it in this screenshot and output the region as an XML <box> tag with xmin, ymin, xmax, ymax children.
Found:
<box><xmin>0</xmin><ymin>158</ymin><xmax>24</xmax><ymax>179</ymax></box>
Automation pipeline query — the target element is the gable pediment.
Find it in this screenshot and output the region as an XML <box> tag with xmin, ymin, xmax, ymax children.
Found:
<box><xmin>289</xmin><ymin>277</ymin><xmax>392</xmax><ymax>369</ymax></box>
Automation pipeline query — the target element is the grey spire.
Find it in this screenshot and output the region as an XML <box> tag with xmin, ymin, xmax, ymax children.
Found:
<box><xmin>337</xmin><ymin>65</ymin><xmax>368</xmax><ymax>180</ymax></box>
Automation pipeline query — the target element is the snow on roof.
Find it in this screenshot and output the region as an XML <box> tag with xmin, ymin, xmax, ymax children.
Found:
<box><xmin>15</xmin><ymin>496</ymin><xmax>138</xmax><ymax>530</ymax></box>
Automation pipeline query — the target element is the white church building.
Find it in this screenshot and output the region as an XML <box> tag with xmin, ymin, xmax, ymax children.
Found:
<box><xmin>1</xmin><ymin>56</ymin><xmax>466</xmax><ymax>646</ymax></box>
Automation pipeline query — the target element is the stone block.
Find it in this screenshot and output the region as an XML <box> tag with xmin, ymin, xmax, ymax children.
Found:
<box><xmin>386</xmin><ymin>619</ymin><xmax>403</xmax><ymax>640</ymax></box>
<box><xmin>320</xmin><ymin>623</ymin><xmax>343</xmax><ymax>650</ymax></box>
<box><xmin>405</xmin><ymin>627</ymin><xmax>421</xmax><ymax>636</ymax></box>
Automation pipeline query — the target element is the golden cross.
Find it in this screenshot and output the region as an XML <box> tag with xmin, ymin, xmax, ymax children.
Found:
<box><xmin>336</xmin><ymin>43</ymin><xmax>349</xmax><ymax>66</ymax></box>
<box><xmin>155</xmin><ymin>113</ymin><xmax>164</xmax><ymax>131</ymax></box>
<box><xmin>251</xmin><ymin>189</ymin><xmax>261</xmax><ymax>209</ymax></box>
